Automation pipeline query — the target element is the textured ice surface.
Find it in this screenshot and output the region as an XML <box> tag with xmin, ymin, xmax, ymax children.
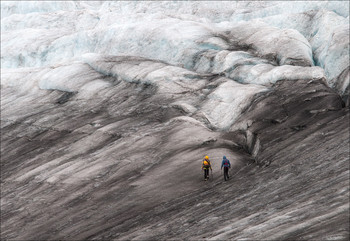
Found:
<box><xmin>1</xmin><ymin>2</ymin><xmax>349</xmax><ymax>240</ymax></box>
<box><xmin>201</xmin><ymin>80</ymin><xmax>267</xmax><ymax>129</ymax></box>
<box><xmin>1</xmin><ymin>1</ymin><xmax>348</xmax><ymax>98</ymax></box>
<box><xmin>1</xmin><ymin>0</ymin><xmax>348</xmax><ymax>134</ymax></box>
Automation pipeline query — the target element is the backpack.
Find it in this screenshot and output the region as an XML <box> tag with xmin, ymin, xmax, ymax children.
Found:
<box><xmin>203</xmin><ymin>160</ymin><xmax>210</xmax><ymax>169</ymax></box>
<box><xmin>223</xmin><ymin>159</ymin><xmax>229</xmax><ymax>167</ymax></box>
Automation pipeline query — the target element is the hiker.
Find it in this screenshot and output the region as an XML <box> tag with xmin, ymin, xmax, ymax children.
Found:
<box><xmin>221</xmin><ymin>156</ymin><xmax>231</xmax><ymax>181</ymax></box>
<box><xmin>202</xmin><ymin>156</ymin><xmax>212</xmax><ymax>181</ymax></box>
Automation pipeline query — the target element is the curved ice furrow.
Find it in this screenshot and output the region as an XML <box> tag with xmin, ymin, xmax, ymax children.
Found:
<box><xmin>200</xmin><ymin>80</ymin><xmax>268</xmax><ymax>130</ymax></box>
<box><xmin>82</xmin><ymin>53</ymin><xmax>271</xmax><ymax>129</ymax></box>
<box><xmin>210</xmin><ymin>50</ymin><xmax>272</xmax><ymax>74</ymax></box>
<box><xmin>82</xmin><ymin>53</ymin><xmax>207</xmax><ymax>94</ymax></box>
<box><xmin>1</xmin><ymin>63</ymin><xmax>113</xmax><ymax>94</ymax></box>
<box><xmin>193</xmin><ymin>50</ymin><xmax>325</xmax><ymax>86</ymax></box>
<box><xmin>226</xmin><ymin>21</ymin><xmax>313</xmax><ymax>67</ymax></box>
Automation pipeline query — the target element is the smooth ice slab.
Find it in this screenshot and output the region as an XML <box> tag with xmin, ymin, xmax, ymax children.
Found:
<box><xmin>201</xmin><ymin>79</ymin><xmax>268</xmax><ymax>130</ymax></box>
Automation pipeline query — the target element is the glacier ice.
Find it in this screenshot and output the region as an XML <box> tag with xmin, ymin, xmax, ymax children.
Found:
<box><xmin>1</xmin><ymin>1</ymin><xmax>349</xmax><ymax>128</ymax></box>
<box><xmin>200</xmin><ymin>80</ymin><xmax>267</xmax><ymax>130</ymax></box>
<box><xmin>257</xmin><ymin>9</ymin><xmax>349</xmax><ymax>92</ymax></box>
<box><xmin>1</xmin><ymin>62</ymin><xmax>112</xmax><ymax>94</ymax></box>
<box><xmin>82</xmin><ymin>53</ymin><xmax>208</xmax><ymax>94</ymax></box>
<box><xmin>1</xmin><ymin>2</ymin><xmax>349</xmax><ymax>240</ymax></box>
<box><xmin>0</xmin><ymin>1</ymin><xmax>349</xmax><ymax>172</ymax></box>
<box><xmin>2</xmin><ymin>1</ymin><xmax>348</xmax><ymax>102</ymax></box>
<box><xmin>226</xmin><ymin>20</ymin><xmax>314</xmax><ymax>66</ymax></box>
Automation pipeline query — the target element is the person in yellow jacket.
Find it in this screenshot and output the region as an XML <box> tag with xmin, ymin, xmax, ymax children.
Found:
<box><xmin>202</xmin><ymin>156</ymin><xmax>212</xmax><ymax>181</ymax></box>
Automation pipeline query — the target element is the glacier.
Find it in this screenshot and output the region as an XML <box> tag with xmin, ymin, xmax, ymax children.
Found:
<box><xmin>1</xmin><ymin>1</ymin><xmax>349</xmax><ymax>240</ymax></box>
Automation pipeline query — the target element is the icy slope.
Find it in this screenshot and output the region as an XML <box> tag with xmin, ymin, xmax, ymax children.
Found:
<box><xmin>1</xmin><ymin>1</ymin><xmax>349</xmax><ymax>240</ymax></box>
<box><xmin>1</xmin><ymin>1</ymin><xmax>349</xmax><ymax>100</ymax></box>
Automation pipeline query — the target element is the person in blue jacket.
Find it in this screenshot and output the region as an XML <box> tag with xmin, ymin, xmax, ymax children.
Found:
<box><xmin>221</xmin><ymin>156</ymin><xmax>231</xmax><ymax>181</ymax></box>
